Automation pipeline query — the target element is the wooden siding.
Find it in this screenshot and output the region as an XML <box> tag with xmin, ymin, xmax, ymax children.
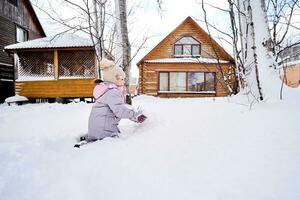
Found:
<box><xmin>280</xmin><ymin>64</ymin><xmax>300</xmax><ymax>88</ymax></box>
<box><xmin>0</xmin><ymin>0</ymin><xmax>45</xmax><ymax>38</ymax></box>
<box><xmin>140</xmin><ymin>17</ymin><xmax>233</xmax><ymax>63</ymax></box>
<box><xmin>139</xmin><ymin>63</ymin><xmax>236</xmax><ymax>97</ymax></box>
<box><xmin>15</xmin><ymin>79</ymin><xmax>95</xmax><ymax>98</ymax></box>
<box><xmin>0</xmin><ymin>15</ymin><xmax>15</xmax><ymax>65</ymax></box>
<box><xmin>0</xmin><ymin>0</ymin><xmax>45</xmax><ymax>78</ymax></box>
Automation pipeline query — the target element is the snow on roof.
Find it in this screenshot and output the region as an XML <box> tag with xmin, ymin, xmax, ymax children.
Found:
<box><xmin>278</xmin><ymin>60</ymin><xmax>300</xmax><ymax>68</ymax></box>
<box><xmin>4</xmin><ymin>33</ymin><xmax>94</xmax><ymax>50</ymax></box>
<box><xmin>144</xmin><ymin>57</ymin><xmax>230</xmax><ymax>64</ymax></box>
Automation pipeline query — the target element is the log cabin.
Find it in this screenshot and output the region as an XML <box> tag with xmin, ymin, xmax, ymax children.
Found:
<box><xmin>4</xmin><ymin>33</ymin><xmax>108</xmax><ymax>101</ymax></box>
<box><xmin>0</xmin><ymin>0</ymin><xmax>46</xmax><ymax>102</ymax></box>
<box><xmin>278</xmin><ymin>44</ymin><xmax>300</xmax><ymax>88</ymax></box>
<box><xmin>137</xmin><ymin>16</ymin><xmax>237</xmax><ymax>98</ymax></box>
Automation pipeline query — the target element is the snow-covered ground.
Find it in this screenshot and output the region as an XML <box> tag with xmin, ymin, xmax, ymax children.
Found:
<box><xmin>0</xmin><ymin>94</ymin><xmax>300</xmax><ymax>200</ymax></box>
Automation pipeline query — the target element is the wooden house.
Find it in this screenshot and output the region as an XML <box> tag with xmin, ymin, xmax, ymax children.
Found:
<box><xmin>278</xmin><ymin>44</ymin><xmax>300</xmax><ymax>88</ymax></box>
<box><xmin>137</xmin><ymin>16</ymin><xmax>237</xmax><ymax>98</ymax></box>
<box><xmin>4</xmin><ymin>33</ymin><xmax>104</xmax><ymax>101</ymax></box>
<box><xmin>0</xmin><ymin>0</ymin><xmax>46</xmax><ymax>102</ymax></box>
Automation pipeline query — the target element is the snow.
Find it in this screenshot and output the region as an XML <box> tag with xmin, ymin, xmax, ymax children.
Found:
<box><xmin>4</xmin><ymin>33</ymin><xmax>93</xmax><ymax>50</ymax></box>
<box><xmin>4</xmin><ymin>95</ymin><xmax>28</xmax><ymax>104</ymax></box>
<box><xmin>145</xmin><ymin>57</ymin><xmax>230</xmax><ymax>64</ymax></box>
<box><xmin>16</xmin><ymin>76</ymin><xmax>55</xmax><ymax>81</ymax></box>
<box><xmin>279</xmin><ymin>60</ymin><xmax>300</xmax><ymax>68</ymax></box>
<box><xmin>0</xmin><ymin>93</ymin><xmax>300</xmax><ymax>200</ymax></box>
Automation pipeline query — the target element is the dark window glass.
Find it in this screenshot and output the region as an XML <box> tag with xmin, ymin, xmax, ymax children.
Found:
<box><xmin>188</xmin><ymin>72</ymin><xmax>205</xmax><ymax>91</ymax></box>
<box><xmin>8</xmin><ymin>0</ymin><xmax>18</xmax><ymax>7</ymax></box>
<box><xmin>205</xmin><ymin>73</ymin><xmax>215</xmax><ymax>91</ymax></box>
<box><xmin>174</xmin><ymin>45</ymin><xmax>182</xmax><ymax>55</ymax></box>
<box><xmin>183</xmin><ymin>44</ymin><xmax>192</xmax><ymax>55</ymax></box>
<box><xmin>192</xmin><ymin>45</ymin><xmax>200</xmax><ymax>55</ymax></box>
<box><xmin>174</xmin><ymin>36</ymin><xmax>201</xmax><ymax>57</ymax></box>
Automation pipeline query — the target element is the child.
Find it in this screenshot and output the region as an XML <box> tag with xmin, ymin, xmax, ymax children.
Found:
<box><xmin>85</xmin><ymin>59</ymin><xmax>146</xmax><ymax>142</ymax></box>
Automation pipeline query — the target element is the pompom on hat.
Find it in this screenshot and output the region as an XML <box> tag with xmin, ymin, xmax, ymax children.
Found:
<box><xmin>100</xmin><ymin>58</ymin><xmax>125</xmax><ymax>85</ymax></box>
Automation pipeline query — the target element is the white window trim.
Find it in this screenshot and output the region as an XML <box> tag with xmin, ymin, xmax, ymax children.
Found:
<box><xmin>16</xmin><ymin>26</ymin><xmax>28</xmax><ymax>43</ymax></box>
<box><xmin>174</xmin><ymin>54</ymin><xmax>201</xmax><ymax>57</ymax></box>
<box><xmin>158</xmin><ymin>91</ymin><xmax>216</xmax><ymax>94</ymax></box>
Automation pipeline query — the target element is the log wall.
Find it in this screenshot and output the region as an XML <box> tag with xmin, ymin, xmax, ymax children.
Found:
<box><xmin>139</xmin><ymin>63</ymin><xmax>236</xmax><ymax>97</ymax></box>
<box><xmin>142</xmin><ymin>18</ymin><xmax>233</xmax><ymax>62</ymax></box>
<box><xmin>15</xmin><ymin>79</ymin><xmax>95</xmax><ymax>98</ymax></box>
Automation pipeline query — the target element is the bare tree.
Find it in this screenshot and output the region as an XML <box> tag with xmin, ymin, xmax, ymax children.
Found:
<box><xmin>114</xmin><ymin>0</ymin><xmax>131</xmax><ymax>89</ymax></box>
<box><xmin>200</xmin><ymin>0</ymin><xmax>295</xmax><ymax>101</ymax></box>
<box><xmin>32</xmin><ymin>0</ymin><xmax>111</xmax><ymax>78</ymax></box>
<box><xmin>266</xmin><ymin>0</ymin><xmax>300</xmax><ymax>60</ymax></box>
<box><xmin>235</xmin><ymin>0</ymin><xmax>285</xmax><ymax>101</ymax></box>
<box><xmin>200</xmin><ymin>0</ymin><xmax>235</xmax><ymax>95</ymax></box>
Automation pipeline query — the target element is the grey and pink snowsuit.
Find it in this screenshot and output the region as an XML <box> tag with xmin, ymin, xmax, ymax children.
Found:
<box><xmin>87</xmin><ymin>82</ymin><xmax>137</xmax><ymax>141</ymax></box>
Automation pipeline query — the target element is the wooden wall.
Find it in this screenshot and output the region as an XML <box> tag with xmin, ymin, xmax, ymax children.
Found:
<box><xmin>0</xmin><ymin>0</ymin><xmax>44</xmax><ymax>38</ymax></box>
<box><xmin>280</xmin><ymin>64</ymin><xmax>300</xmax><ymax>88</ymax></box>
<box><xmin>15</xmin><ymin>79</ymin><xmax>95</xmax><ymax>98</ymax></box>
<box><xmin>0</xmin><ymin>15</ymin><xmax>15</xmax><ymax>65</ymax></box>
<box><xmin>139</xmin><ymin>62</ymin><xmax>236</xmax><ymax>97</ymax></box>
<box><xmin>0</xmin><ymin>0</ymin><xmax>45</xmax><ymax>79</ymax></box>
<box><xmin>141</xmin><ymin>18</ymin><xmax>233</xmax><ymax>62</ymax></box>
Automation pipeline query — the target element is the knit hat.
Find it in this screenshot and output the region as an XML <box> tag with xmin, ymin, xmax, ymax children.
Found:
<box><xmin>100</xmin><ymin>58</ymin><xmax>126</xmax><ymax>85</ymax></box>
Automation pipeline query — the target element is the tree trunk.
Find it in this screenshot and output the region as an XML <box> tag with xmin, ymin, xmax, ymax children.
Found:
<box><xmin>93</xmin><ymin>0</ymin><xmax>105</xmax><ymax>79</ymax></box>
<box><xmin>115</xmin><ymin>0</ymin><xmax>131</xmax><ymax>89</ymax></box>
<box><xmin>237</xmin><ymin>0</ymin><xmax>281</xmax><ymax>101</ymax></box>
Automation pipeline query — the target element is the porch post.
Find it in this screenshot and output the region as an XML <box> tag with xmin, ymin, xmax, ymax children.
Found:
<box><xmin>54</xmin><ymin>50</ymin><xmax>58</xmax><ymax>80</ymax></box>
<box><xmin>95</xmin><ymin>53</ymin><xmax>100</xmax><ymax>79</ymax></box>
<box><xmin>13</xmin><ymin>53</ymin><xmax>18</xmax><ymax>81</ymax></box>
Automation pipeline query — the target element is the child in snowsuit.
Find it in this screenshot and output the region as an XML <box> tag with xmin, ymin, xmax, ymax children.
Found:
<box><xmin>86</xmin><ymin>59</ymin><xmax>146</xmax><ymax>142</ymax></box>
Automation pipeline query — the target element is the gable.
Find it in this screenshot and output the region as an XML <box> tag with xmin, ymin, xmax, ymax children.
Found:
<box><xmin>23</xmin><ymin>0</ymin><xmax>46</xmax><ymax>38</ymax></box>
<box><xmin>0</xmin><ymin>0</ymin><xmax>45</xmax><ymax>37</ymax></box>
<box><xmin>138</xmin><ymin>16</ymin><xmax>233</xmax><ymax>65</ymax></box>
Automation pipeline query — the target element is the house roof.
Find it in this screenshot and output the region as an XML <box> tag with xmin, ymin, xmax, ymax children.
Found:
<box><xmin>145</xmin><ymin>58</ymin><xmax>230</xmax><ymax>64</ymax></box>
<box><xmin>25</xmin><ymin>0</ymin><xmax>46</xmax><ymax>37</ymax></box>
<box><xmin>137</xmin><ymin>16</ymin><xmax>234</xmax><ymax>66</ymax></box>
<box><xmin>4</xmin><ymin>33</ymin><xmax>94</xmax><ymax>51</ymax></box>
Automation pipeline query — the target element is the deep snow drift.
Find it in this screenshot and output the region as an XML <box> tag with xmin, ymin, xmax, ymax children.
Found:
<box><xmin>0</xmin><ymin>94</ymin><xmax>300</xmax><ymax>200</ymax></box>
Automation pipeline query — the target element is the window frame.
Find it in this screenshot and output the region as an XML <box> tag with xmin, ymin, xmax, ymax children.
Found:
<box><xmin>158</xmin><ymin>71</ymin><xmax>216</xmax><ymax>93</ymax></box>
<box><xmin>16</xmin><ymin>26</ymin><xmax>28</xmax><ymax>43</ymax></box>
<box><xmin>173</xmin><ymin>36</ymin><xmax>201</xmax><ymax>57</ymax></box>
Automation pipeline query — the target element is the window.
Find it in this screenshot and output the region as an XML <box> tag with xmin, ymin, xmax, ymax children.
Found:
<box><xmin>16</xmin><ymin>26</ymin><xmax>28</xmax><ymax>42</ymax></box>
<box><xmin>159</xmin><ymin>72</ymin><xmax>215</xmax><ymax>92</ymax></box>
<box><xmin>174</xmin><ymin>45</ymin><xmax>182</xmax><ymax>55</ymax></box>
<box><xmin>205</xmin><ymin>73</ymin><xmax>215</xmax><ymax>91</ymax></box>
<box><xmin>188</xmin><ymin>72</ymin><xmax>205</xmax><ymax>91</ymax></box>
<box><xmin>174</xmin><ymin>36</ymin><xmax>201</xmax><ymax>57</ymax></box>
<box><xmin>8</xmin><ymin>0</ymin><xmax>18</xmax><ymax>7</ymax></box>
<box><xmin>159</xmin><ymin>73</ymin><xmax>168</xmax><ymax>91</ymax></box>
<box><xmin>170</xmin><ymin>72</ymin><xmax>186</xmax><ymax>91</ymax></box>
